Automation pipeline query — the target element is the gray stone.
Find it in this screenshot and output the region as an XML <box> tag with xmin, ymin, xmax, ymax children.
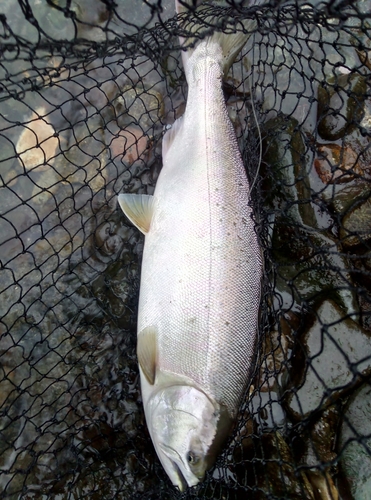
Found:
<box><xmin>286</xmin><ymin>300</ymin><xmax>371</xmax><ymax>418</ymax></box>
<box><xmin>339</xmin><ymin>384</ymin><xmax>371</xmax><ymax>500</ymax></box>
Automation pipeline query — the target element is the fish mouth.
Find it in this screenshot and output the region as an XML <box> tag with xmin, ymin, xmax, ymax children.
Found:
<box><xmin>171</xmin><ymin>459</ymin><xmax>187</xmax><ymax>492</ymax></box>
<box><xmin>159</xmin><ymin>443</ymin><xmax>188</xmax><ymax>491</ymax></box>
<box><xmin>158</xmin><ymin>443</ymin><xmax>199</xmax><ymax>491</ymax></box>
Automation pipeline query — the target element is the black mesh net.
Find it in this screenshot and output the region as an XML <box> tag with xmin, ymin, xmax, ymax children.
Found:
<box><xmin>1</xmin><ymin>0</ymin><xmax>371</xmax><ymax>498</ymax></box>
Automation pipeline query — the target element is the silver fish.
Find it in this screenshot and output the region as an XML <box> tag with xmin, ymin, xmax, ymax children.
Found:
<box><xmin>118</xmin><ymin>2</ymin><xmax>262</xmax><ymax>491</ymax></box>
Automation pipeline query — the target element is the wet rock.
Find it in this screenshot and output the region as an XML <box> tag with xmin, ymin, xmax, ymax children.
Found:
<box><xmin>358</xmin><ymin>293</ymin><xmax>371</xmax><ymax>332</ymax></box>
<box><xmin>297</xmin><ymin>405</ymin><xmax>340</xmax><ymax>498</ymax></box>
<box><xmin>263</xmin><ymin>115</ymin><xmax>317</xmax><ymax>228</ymax></box>
<box><xmin>160</xmin><ymin>51</ymin><xmax>184</xmax><ymax>90</ymax></box>
<box><xmin>306</xmin><ymin>406</ymin><xmax>339</xmax><ymax>466</ymax></box>
<box><xmin>105</xmin><ymin>124</ymin><xmax>149</xmax><ymax>168</ymax></box>
<box><xmin>272</xmin><ymin>223</ymin><xmax>358</xmax><ymax>316</ymax></box>
<box><xmin>68</xmin><ymin>120</ymin><xmax>109</xmax><ymax>193</ymax></box>
<box><xmin>15</xmin><ymin>107</ymin><xmax>60</xmax><ymax>170</ymax></box>
<box><xmin>31</xmin><ymin>1</ymin><xmax>75</xmax><ymax>40</ymax></box>
<box><xmin>92</xmin><ymin>259</ymin><xmax>140</xmax><ymax>330</ymax></box>
<box><xmin>249</xmin><ymin>390</ymin><xmax>286</xmax><ymax>430</ymax></box>
<box><xmin>0</xmin><ymin>315</ymin><xmax>83</xmax><ymax>497</ymax></box>
<box><xmin>259</xmin><ymin>312</ymin><xmax>297</xmax><ymax>392</ymax></box>
<box><xmin>317</xmin><ymin>74</ymin><xmax>367</xmax><ymax>141</ymax></box>
<box><xmin>320</xmin><ymin>179</ymin><xmax>371</xmax><ymax>217</ymax></box>
<box><xmin>233</xmin><ymin>432</ymin><xmax>314</xmax><ymax>499</ymax></box>
<box><xmin>347</xmin><ymin>248</ymin><xmax>371</xmax><ymax>292</ymax></box>
<box><xmin>359</xmin><ymin>96</ymin><xmax>371</xmax><ymax>132</ymax></box>
<box><xmin>69</xmin><ymin>321</ymin><xmax>141</xmax><ymax>455</ymax></box>
<box><xmin>227</xmin><ymin>99</ymin><xmax>245</xmax><ymax>140</ymax></box>
<box><xmin>314</xmin><ymin>143</ymin><xmax>362</xmax><ymax>184</ymax></box>
<box><xmin>285</xmin><ymin>300</ymin><xmax>371</xmax><ymax>419</ymax></box>
<box><xmin>339</xmin><ymin>384</ymin><xmax>371</xmax><ymax>500</ymax></box>
<box><xmin>29</xmin><ymin>164</ymin><xmax>65</xmax><ymax>200</ymax></box>
<box><xmin>340</xmin><ymin>197</ymin><xmax>371</xmax><ymax>247</ymax></box>
<box><xmin>305</xmin><ymin>470</ymin><xmax>339</xmax><ymax>500</ymax></box>
<box><xmin>95</xmin><ymin>220</ymin><xmax>124</xmax><ymax>257</ymax></box>
<box><xmin>356</xmin><ymin>48</ymin><xmax>371</xmax><ymax>72</ymax></box>
<box><xmin>111</xmin><ymin>84</ymin><xmax>164</xmax><ymax>134</ymax></box>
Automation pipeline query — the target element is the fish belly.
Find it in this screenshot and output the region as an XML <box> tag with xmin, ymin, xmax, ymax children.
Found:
<box><xmin>138</xmin><ymin>42</ymin><xmax>262</xmax><ymax>416</ymax></box>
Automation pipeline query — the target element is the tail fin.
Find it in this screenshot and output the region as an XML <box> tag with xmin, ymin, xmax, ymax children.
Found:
<box><xmin>175</xmin><ymin>0</ymin><xmax>257</xmax><ymax>77</ymax></box>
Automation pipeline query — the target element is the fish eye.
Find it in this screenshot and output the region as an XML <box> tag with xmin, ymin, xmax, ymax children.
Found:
<box><xmin>186</xmin><ymin>451</ymin><xmax>199</xmax><ymax>465</ymax></box>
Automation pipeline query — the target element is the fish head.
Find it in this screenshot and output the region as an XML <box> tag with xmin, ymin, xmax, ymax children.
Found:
<box><xmin>146</xmin><ymin>385</ymin><xmax>232</xmax><ymax>491</ymax></box>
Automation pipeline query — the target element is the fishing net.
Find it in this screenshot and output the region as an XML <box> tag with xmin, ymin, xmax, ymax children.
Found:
<box><xmin>1</xmin><ymin>0</ymin><xmax>371</xmax><ymax>498</ymax></box>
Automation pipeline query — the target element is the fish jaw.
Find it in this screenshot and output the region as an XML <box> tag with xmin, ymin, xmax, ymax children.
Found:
<box><xmin>141</xmin><ymin>373</ymin><xmax>232</xmax><ymax>490</ymax></box>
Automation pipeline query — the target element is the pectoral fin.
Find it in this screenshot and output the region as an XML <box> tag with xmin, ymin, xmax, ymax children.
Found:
<box><xmin>118</xmin><ymin>193</ymin><xmax>154</xmax><ymax>234</ymax></box>
<box><xmin>137</xmin><ymin>326</ymin><xmax>157</xmax><ymax>385</ymax></box>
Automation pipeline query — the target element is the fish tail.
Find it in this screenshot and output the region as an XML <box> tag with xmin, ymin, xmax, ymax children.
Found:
<box><xmin>175</xmin><ymin>0</ymin><xmax>256</xmax><ymax>78</ymax></box>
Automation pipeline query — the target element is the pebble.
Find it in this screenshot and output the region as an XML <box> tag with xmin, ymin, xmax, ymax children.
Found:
<box><xmin>15</xmin><ymin>107</ymin><xmax>59</xmax><ymax>170</ymax></box>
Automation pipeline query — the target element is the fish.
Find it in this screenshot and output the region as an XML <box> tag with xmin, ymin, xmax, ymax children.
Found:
<box><xmin>118</xmin><ymin>0</ymin><xmax>262</xmax><ymax>491</ymax></box>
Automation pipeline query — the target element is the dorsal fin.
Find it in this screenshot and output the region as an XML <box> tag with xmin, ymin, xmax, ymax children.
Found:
<box><xmin>118</xmin><ymin>194</ymin><xmax>154</xmax><ymax>234</ymax></box>
<box><xmin>137</xmin><ymin>326</ymin><xmax>157</xmax><ymax>385</ymax></box>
